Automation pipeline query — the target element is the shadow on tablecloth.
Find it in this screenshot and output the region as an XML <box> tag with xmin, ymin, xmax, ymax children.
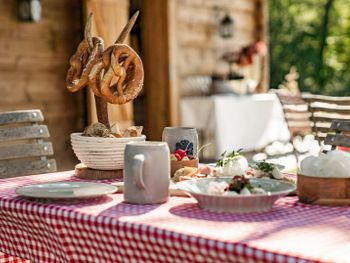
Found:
<box><xmin>169</xmin><ymin>197</ymin><xmax>350</xmax><ymax>243</ymax></box>
<box><xmin>98</xmin><ymin>201</ymin><xmax>161</xmax><ymax>218</ymax></box>
<box><xmin>16</xmin><ymin>195</ymin><xmax>114</xmax><ymax>206</ymax></box>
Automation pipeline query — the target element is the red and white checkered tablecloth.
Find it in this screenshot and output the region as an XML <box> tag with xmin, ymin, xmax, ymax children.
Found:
<box><xmin>1</xmin><ymin>171</ymin><xmax>350</xmax><ymax>263</ymax></box>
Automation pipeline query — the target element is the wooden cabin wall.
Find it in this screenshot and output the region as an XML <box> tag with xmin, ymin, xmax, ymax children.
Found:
<box><xmin>0</xmin><ymin>0</ymin><xmax>84</xmax><ymax>170</ymax></box>
<box><xmin>169</xmin><ymin>0</ymin><xmax>267</xmax><ymax>98</ymax></box>
<box><xmin>141</xmin><ymin>0</ymin><xmax>267</xmax><ymax>139</ymax></box>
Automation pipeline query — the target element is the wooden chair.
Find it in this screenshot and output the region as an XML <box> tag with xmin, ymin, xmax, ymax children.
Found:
<box><xmin>0</xmin><ymin>109</ymin><xmax>57</xmax><ymax>178</ymax></box>
<box><xmin>263</xmin><ymin>90</ymin><xmax>313</xmax><ymax>161</ymax></box>
<box><xmin>324</xmin><ymin>120</ymin><xmax>350</xmax><ymax>150</ymax></box>
<box><xmin>275</xmin><ymin>90</ymin><xmax>312</xmax><ymax>138</ymax></box>
<box><xmin>302</xmin><ymin>94</ymin><xmax>350</xmax><ymax>143</ymax></box>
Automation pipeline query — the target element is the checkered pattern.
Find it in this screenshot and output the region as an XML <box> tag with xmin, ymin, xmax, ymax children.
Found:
<box><xmin>1</xmin><ymin>171</ymin><xmax>350</xmax><ymax>263</ymax></box>
<box><xmin>0</xmin><ymin>252</ymin><xmax>30</xmax><ymax>263</ymax></box>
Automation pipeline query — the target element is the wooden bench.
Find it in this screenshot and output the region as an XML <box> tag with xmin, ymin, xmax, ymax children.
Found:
<box><xmin>0</xmin><ymin>109</ymin><xmax>57</xmax><ymax>178</ymax></box>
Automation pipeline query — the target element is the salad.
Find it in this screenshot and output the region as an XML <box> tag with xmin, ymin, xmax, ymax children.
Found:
<box><xmin>215</xmin><ymin>149</ymin><xmax>287</xmax><ymax>181</ymax></box>
<box><xmin>207</xmin><ymin>175</ymin><xmax>266</xmax><ymax>196</ymax></box>
<box><xmin>252</xmin><ymin>160</ymin><xmax>283</xmax><ymax>180</ymax></box>
<box><xmin>172</xmin><ymin>149</ymin><xmax>294</xmax><ymax>184</ymax></box>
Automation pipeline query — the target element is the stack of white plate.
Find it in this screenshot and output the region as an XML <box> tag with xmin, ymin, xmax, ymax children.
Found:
<box><xmin>71</xmin><ymin>133</ymin><xmax>146</xmax><ymax>170</ymax></box>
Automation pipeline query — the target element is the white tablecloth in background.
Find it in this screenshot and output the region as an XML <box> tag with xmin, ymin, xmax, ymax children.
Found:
<box><xmin>180</xmin><ymin>93</ymin><xmax>290</xmax><ymax>157</ymax></box>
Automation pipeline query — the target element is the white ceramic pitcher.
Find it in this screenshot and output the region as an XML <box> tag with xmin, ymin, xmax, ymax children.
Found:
<box><xmin>124</xmin><ymin>141</ymin><xmax>170</xmax><ymax>204</ymax></box>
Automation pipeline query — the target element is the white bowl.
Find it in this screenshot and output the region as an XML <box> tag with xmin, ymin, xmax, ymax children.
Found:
<box><xmin>176</xmin><ymin>177</ymin><xmax>295</xmax><ymax>213</ymax></box>
<box><xmin>71</xmin><ymin>132</ymin><xmax>146</xmax><ymax>170</ymax></box>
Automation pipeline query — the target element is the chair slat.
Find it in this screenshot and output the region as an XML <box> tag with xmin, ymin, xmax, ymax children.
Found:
<box><xmin>0</xmin><ymin>142</ymin><xmax>53</xmax><ymax>160</ymax></box>
<box><xmin>285</xmin><ymin>116</ymin><xmax>311</xmax><ymax>122</ymax></box>
<box><xmin>325</xmin><ymin>134</ymin><xmax>350</xmax><ymax>148</ymax></box>
<box><xmin>0</xmin><ymin>159</ymin><xmax>57</xmax><ymax>178</ymax></box>
<box><xmin>330</xmin><ymin>120</ymin><xmax>350</xmax><ymax>132</ymax></box>
<box><xmin>277</xmin><ymin>96</ymin><xmax>306</xmax><ymax>105</ymax></box>
<box><xmin>0</xmin><ymin>110</ymin><xmax>44</xmax><ymax>125</ymax></box>
<box><xmin>314</xmin><ymin>126</ymin><xmax>332</xmax><ymax>134</ymax></box>
<box><xmin>285</xmin><ymin>113</ymin><xmax>311</xmax><ymax>121</ymax></box>
<box><xmin>302</xmin><ymin>94</ymin><xmax>350</xmax><ymax>105</ymax></box>
<box><xmin>313</xmin><ymin>116</ymin><xmax>350</xmax><ymax>123</ymax></box>
<box><xmin>288</xmin><ymin>121</ymin><xmax>312</xmax><ymax>128</ymax></box>
<box><xmin>283</xmin><ymin>108</ymin><xmax>309</xmax><ymax>114</ymax></box>
<box><xmin>0</xmin><ymin>125</ymin><xmax>49</xmax><ymax>142</ymax></box>
<box><xmin>309</xmin><ymin>107</ymin><xmax>350</xmax><ymax>115</ymax></box>
<box><xmin>289</xmin><ymin>126</ymin><xmax>312</xmax><ymax>135</ymax></box>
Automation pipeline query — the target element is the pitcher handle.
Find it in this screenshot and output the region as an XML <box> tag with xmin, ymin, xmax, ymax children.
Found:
<box><xmin>132</xmin><ymin>154</ymin><xmax>145</xmax><ymax>190</ymax></box>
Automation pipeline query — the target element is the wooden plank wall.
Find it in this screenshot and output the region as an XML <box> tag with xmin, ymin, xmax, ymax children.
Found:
<box><xmin>169</xmin><ymin>0</ymin><xmax>264</xmax><ymax>96</ymax></box>
<box><xmin>0</xmin><ymin>0</ymin><xmax>84</xmax><ymax>170</ymax></box>
<box><xmin>141</xmin><ymin>0</ymin><xmax>266</xmax><ymax>139</ymax></box>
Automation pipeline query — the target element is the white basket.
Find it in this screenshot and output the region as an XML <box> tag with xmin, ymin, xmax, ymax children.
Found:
<box><xmin>71</xmin><ymin>133</ymin><xmax>146</xmax><ymax>170</ymax></box>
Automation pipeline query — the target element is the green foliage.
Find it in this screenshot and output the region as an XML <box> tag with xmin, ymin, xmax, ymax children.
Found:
<box><xmin>269</xmin><ymin>0</ymin><xmax>350</xmax><ymax>95</ymax></box>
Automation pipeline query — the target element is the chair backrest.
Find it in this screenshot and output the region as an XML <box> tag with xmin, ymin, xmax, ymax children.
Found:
<box><xmin>324</xmin><ymin>120</ymin><xmax>350</xmax><ymax>149</ymax></box>
<box><xmin>0</xmin><ymin>109</ymin><xmax>57</xmax><ymax>178</ymax></box>
<box><xmin>302</xmin><ymin>94</ymin><xmax>350</xmax><ymax>142</ymax></box>
<box><xmin>274</xmin><ymin>90</ymin><xmax>312</xmax><ymax>138</ymax></box>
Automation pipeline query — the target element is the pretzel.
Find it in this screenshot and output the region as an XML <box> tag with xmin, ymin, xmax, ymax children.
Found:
<box><xmin>89</xmin><ymin>43</ymin><xmax>122</xmax><ymax>97</ymax></box>
<box><xmin>88</xmin><ymin>45</ymin><xmax>111</xmax><ymax>97</ymax></box>
<box><xmin>88</xmin><ymin>11</ymin><xmax>140</xmax><ymax>98</ymax></box>
<box><xmin>66</xmin><ymin>37</ymin><xmax>104</xmax><ymax>92</ymax></box>
<box><xmin>97</xmin><ymin>44</ymin><xmax>143</xmax><ymax>104</ymax></box>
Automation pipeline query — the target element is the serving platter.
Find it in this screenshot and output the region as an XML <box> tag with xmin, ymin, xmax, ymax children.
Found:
<box><xmin>297</xmin><ymin>173</ymin><xmax>350</xmax><ymax>205</ymax></box>
<box><xmin>176</xmin><ymin>177</ymin><xmax>295</xmax><ymax>213</ymax></box>
<box><xmin>207</xmin><ymin>161</ymin><xmax>285</xmax><ymax>170</ymax></box>
<box><xmin>16</xmin><ymin>182</ymin><xmax>117</xmax><ymax>199</ymax></box>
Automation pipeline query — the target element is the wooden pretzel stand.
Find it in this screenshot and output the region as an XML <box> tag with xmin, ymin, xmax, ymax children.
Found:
<box><xmin>74</xmin><ymin>163</ymin><xmax>123</xmax><ymax>180</ymax></box>
<box><xmin>66</xmin><ymin>12</ymin><xmax>143</xmax><ymax>180</ymax></box>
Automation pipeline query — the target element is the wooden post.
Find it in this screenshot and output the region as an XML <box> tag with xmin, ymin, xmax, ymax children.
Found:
<box><xmin>255</xmin><ymin>0</ymin><xmax>269</xmax><ymax>93</ymax></box>
<box><xmin>141</xmin><ymin>0</ymin><xmax>174</xmax><ymax>140</ymax></box>
<box><xmin>94</xmin><ymin>95</ymin><xmax>110</xmax><ymax>129</ymax></box>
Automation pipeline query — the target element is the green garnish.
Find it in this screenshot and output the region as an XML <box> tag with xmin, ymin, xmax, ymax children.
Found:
<box><xmin>215</xmin><ymin>149</ymin><xmax>243</xmax><ymax>167</ymax></box>
<box><xmin>228</xmin><ymin>175</ymin><xmax>253</xmax><ymax>192</ymax></box>
<box><xmin>256</xmin><ymin>160</ymin><xmax>274</xmax><ymax>174</ymax></box>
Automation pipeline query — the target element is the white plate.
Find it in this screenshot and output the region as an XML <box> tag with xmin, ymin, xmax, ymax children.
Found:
<box><xmin>16</xmin><ymin>182</ymin><xmax>117</xmax><ymax>199</ymax></box>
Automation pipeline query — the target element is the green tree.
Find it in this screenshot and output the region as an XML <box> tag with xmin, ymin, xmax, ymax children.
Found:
<box><xmin>269</xmin><ymin>0</ymin><xmax>350</xmax><ymax>95</ymax></box>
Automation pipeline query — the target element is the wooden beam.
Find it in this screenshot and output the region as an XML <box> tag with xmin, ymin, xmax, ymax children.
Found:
<box><xmin>141</xmin><ymin>0</ymin><xmax>173</xmax><ymax>140</ymax></box>
<box><xmin>255</xmin><ymin>0</ymin><xmax>269</xmax><ymax>93</ymax></box>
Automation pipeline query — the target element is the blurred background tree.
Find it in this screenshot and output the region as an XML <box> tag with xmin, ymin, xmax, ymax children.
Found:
<box><xmin>269</xmin><ymin>0</ymin><xmax>350</xmax><ymax>95</ymax></box>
